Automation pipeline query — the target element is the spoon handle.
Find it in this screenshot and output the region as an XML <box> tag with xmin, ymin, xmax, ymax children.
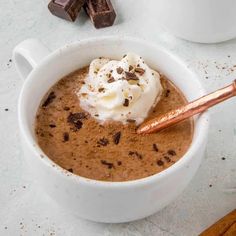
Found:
<box><xmin>137</xmin><ymin>80</ymin><xmax>236</xmax><ymax>134</ymax></box>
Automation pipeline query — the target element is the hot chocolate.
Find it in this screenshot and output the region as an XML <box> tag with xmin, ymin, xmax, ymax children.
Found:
<box><xmin>35</xmin><ymin>54</ymin><xmax>193</xmax><ymax>181</ymax></box>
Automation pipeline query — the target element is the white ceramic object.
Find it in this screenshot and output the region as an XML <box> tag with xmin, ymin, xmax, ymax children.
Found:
<box><xmin>154</xmin><ymin>0</ymin><xmax>236</xmax><ymax>43</ymax></box>
<box><xmin>13</xmin><ymin>37</ymin><xmax>209</xmax><ymax>223</ymax></box>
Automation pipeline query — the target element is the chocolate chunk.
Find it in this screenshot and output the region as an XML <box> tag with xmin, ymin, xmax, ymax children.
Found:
<box><xmin>128</xmin><ymin>151</ymin><xmax>143</xmax><ymax>159</ymax></box>
<box><xmin>97</xmin><ymin>137</ymin><xmax>109</xmax><ymax>146</ymax></box>
<box><xmin>42</xmin><ymin>91</ymin><xmax>56</xmax><ymax>107</ymax></box>
<box><xmin>67</xmin><ymin>112</ymin><xmax>87</xmax><ymax>130</ymax></box>
<box><xmin>116</xmin><ymin>67</ymin><xmax>123</xmax><ymax>74</ymax></box>
<box><xmin>113</xmin><ymin>131</ymin><xmax>121</xmax><ymax>145</ymax></box>
<box><xmin>63</xmin><ymin>132</ymin><xmax>69</xmax><ymax>142</ymax></box>
<box><xmin>157</xmin><ymin>160</ymin><xmax>164</xmax><ymax>166</ymax></box>
<box><xmin>49</xmin><ymin>124</ymin><xmax>57</xmax><ymax>128</ymax></box>
<box><xmin>101</xmin><ymin>160</ymin><xmax>113</xmax><ymax>169</ymax></box>
<box><xmin>84</xmin><ymin>0</ymin><xmax>116</xmax><ymax>29</ymax></box>
<box><xmin>134</xmin><ymin>67</ymin><xmax>145</xmax><ymax>75</ymax></box>
<box><xmin>67</xmin><ymin>168</ymin><xmax>73</xmax><ymax>173</ymax></box>
<box><xmin>107</xmin><ymin>77</ymin><xmax>115</xmax><ymax>83</ymax></box>
<box><xmin>125</xmin><ymin>71</ymin><xmax>139</xmax><ymax>81</ymax></box>
<box><xmin>123</xmin><ymin>98</ymin><xmax>129</xmax><ymax>107</ymax></box>
<box><xmin>167</xmin><ymin>149</ymin><xmax>176</xmax><ymax>156</ymax></box>
<box><xmin>48</xmin><ymin>0</ymin><xmax>85</xmax><ymax>22</ymax></box>
<box><xmin>152</xmin><ymin>144</ymin><xmax>159</xmax><ymax>152</ymax></box>
<box><xmin>129</xmin><ymin>65</ymin><xmax>133</xmax><ymax>71</ymax></box>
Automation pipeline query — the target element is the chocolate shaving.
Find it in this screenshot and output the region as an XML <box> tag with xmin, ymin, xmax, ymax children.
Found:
<box><xmin>126</xmin><ymin>119</ymin><xmax>136</xmax><ymax>123</ymax></box>
<box><xmin>129</xmin><ymin>65</ymin><xmax>133</xmax><ymax>71</ymax></box>
<box><xmin>157</xmin><ymin>160</ymin><xmax>164</xmax><ymax>166</ymax></box>
<box><xmin>97</xmin><ymin>138</ymin><xmax>109</xmax><ymax>146</ymax></box>
<box><xmin>117</xmin><ymin>161</ymin><xmax>122</xmax><ymax>166</ymax></box>
<box><xmin>128</xmin><ymin>151</ymin><xmax>143</xmax><ymax>159</ymax></box>
<box><xmin>152</xmin><ymin>144</ymin><xmax>159</xmax><ymax>152</ymax></box>
<box><xmin>63</xmin><ymin>132</ymin><xmax>69</xmax><ymax>142</ymax></box>
<box><xmin>67</xmin><ymin>112</ymin><xmax>87</xmax><ymax>130</ymax></box>
<box><xmin>63</xmin><ymin>106</ymin><xmax>70</xmax><ymax>111</ymax></box>
<box><xmin>165</xmin><ymin>89</ymin><xmax>171</xmax><ymax>97</ymax></box>
<box><xmin>167</xmin><ymin>149</ymin><xmax>176</xmax><ymax>156</ymax></box>
<box><xmin>123</xmin><ymin>98</ymin><xmax>129</xmax><ymax>107</ymax></box>
<box><xmin>101</xmin><ymin>160</ymin><xmax>114</xmax><ymax>169</ymax></box>
<box><xmin>134</xmin><ymin>67</ymin><xmax>145</xmax><ymax>75</ymax></box>
<box><xmin>98</xmin><ymin>87</ymin><xmax>105</xmax><ymax>92</ymax></box>
<box><xmin>125</xmin><ymin>71</ymin><xmax>139</xmax><ymax>81</ymax></box>
<box><xmin>67</xmin><ymin>168</ymin><xmax>73</xmax><ymax>173</ymax></box>
<box><xmin>42</xmin><ymin>91</ymin><xmax>56</xmax><ymax>107</ymax></box>
<box><xmin>108</xmin><ymin>77</ymin><xmax>115</xmax><ymax>83</ymax></box>
<box><xmin>164</xmin><ymin>156</ymin><xmax>171</xmax><ymax>163</ymax></box>
<box><xmin>116</xmin><ymin>67</ymin><xmax>123</xmax><ymax>74</ymax></box>
<box><xmin>113</xmin><ymin>131</ymin><xmax>121</xmax><ymax>145</ymax></box>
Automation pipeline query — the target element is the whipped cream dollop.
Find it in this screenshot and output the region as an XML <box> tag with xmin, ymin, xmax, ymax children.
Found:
<box><xmin>78</xmin><ymin>53</ymin><xmax>163</xmax><ymax>125</ymax></box>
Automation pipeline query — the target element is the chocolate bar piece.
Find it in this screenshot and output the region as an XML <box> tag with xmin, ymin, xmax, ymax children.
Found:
<box><xmin>84</xmin><ymin>0</ymin><xmax>116</xmax><ymax>28</ymax></box>
<box><xmin>48</xmin><ymin>0</ymin><xmax>85</xmax><ymax>22</ymax></box>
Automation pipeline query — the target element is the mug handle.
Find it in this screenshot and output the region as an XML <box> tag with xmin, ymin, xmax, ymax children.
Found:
<box><xmin>13</xmin><ymin>38</ymin><xmax>50</xmax><ymax>80</ymax></box>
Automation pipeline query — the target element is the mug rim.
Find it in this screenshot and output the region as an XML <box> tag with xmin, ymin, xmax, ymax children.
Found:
<box><xmin>18</xmin><ymin>36</ymin><xmax>210</xmax><ymax>188</ymax></box>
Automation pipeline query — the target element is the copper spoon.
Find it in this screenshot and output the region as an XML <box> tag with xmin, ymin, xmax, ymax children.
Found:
<box><xmin>137</xmin><ymin>80</ymin><xmax>236</xmax><ymax>134</ymax></box>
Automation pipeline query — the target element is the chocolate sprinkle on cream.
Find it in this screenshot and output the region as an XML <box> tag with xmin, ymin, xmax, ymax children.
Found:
<box><xmin>98</xmin><ymin>87</ymin><xmax>105</xmax><ymax>92</ymax></box>
<box><xmin>134</xmin><ymin>67</ymin><xmax>145</xmax><ymax>75</ymax></box>
<box><xmin>97</xmin><ymin>138</ymin><xmax>109</xmax><ymax>146</ymax></box>
<box><xmin>129</xmin><ymin>65</ymin><xmax>134</xmax><ymax>71</ymax></box>
<box><xmin>125</xmin><ymin>71</ymin><xmax>139</xmax><ymax>81</ymax></box>
<box><xmin>42</xmin><ymin>91</ymin><xmax>56</xmax><ymax>107</ymax></box>
<box><xmin>116</xmin><ymin>67</ymin><xmax>123</xmax><ymax>74</ymax></box>
<box><xmin>123</xmin><ymin>98</ymin><xmax>129</xmax><ymax>107</ymax></box>
<box><xmin>101</xmin><ymin>160</ymin><xmax>114</xmax><ymax>169</ymax></box>
<box><xmin>108</xmin><ymin>77</ymin><xmax>115</xmax><ymax>83</ymax></box>
<box><xmin>113</xmin><ymin>131</ymin><xmax>121</xmax><ymax>145</ymax></box>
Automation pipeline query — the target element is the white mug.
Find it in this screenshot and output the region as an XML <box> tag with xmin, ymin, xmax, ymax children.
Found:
<box><xmin>153</xmin><ymin>0</ymin><xmax>236</xmax><ymax>43</ymax></box>
<box><xmin>13</xmin><ymin>36</ymin><xmax>209</xmax><ymax>223</ymax></box>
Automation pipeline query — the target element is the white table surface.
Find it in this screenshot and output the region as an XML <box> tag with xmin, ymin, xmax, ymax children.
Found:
<box><xmin>0</xmin><ymin>0</ymin><xmax>236</xmax><ymax>235</ymax></box>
